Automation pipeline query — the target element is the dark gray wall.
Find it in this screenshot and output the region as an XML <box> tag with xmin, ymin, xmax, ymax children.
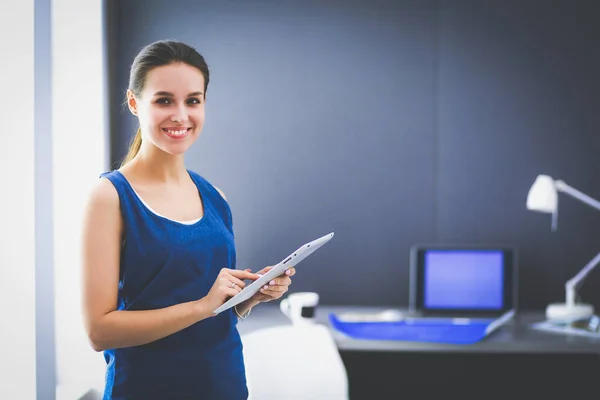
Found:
<box><xmin>107</xmin><ymin>0</ymin><xmax>600</xmax><ymax>310</ymax></box>
<box><xmin>436</xmin><ymin>0</ymin><xmax>600</xmax><ymax>310</ymax></box>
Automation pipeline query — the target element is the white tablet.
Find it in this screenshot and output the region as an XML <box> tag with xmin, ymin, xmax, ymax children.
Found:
<box><xmin>213</xmin><ymin>232</ymin><xmax>334</xmax><ymax>315</ymax></box>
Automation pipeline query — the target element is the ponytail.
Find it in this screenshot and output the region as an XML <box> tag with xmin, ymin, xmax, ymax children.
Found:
<box><xmin>120</xmin><ymin>128</ymin><xmax>142</xmax><ymax>167</ymax></box>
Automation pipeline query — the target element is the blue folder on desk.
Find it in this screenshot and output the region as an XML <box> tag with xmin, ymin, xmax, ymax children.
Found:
<box><xmin>329</xmin><ymin>310</ymin><xmax>514</xmax><ymax>345</ymax></box>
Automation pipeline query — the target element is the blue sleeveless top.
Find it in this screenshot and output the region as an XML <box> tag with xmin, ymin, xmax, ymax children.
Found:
<box><xmin>99</xmin><ymin>169</ymin><xmax>247</xmax><ymax>400</ymax></box>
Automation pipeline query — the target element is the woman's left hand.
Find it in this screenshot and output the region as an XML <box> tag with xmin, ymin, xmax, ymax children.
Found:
<box><xmin>247</xmin><ymin>266</ymin><xmax>296</xmax><ymax>303</ymax></box>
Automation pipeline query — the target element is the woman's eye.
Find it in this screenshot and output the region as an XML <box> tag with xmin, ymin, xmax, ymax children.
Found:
<box><xmin>155</xmin><ymin>97</ymin><xmax>201</xmax><ymax>105</ymax></box>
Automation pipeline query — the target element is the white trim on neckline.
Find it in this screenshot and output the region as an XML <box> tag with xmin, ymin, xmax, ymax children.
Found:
<box><xmin>131</xmin><ymin>187</ymin><xmax>202</xmax><ymax>225</ymax></box>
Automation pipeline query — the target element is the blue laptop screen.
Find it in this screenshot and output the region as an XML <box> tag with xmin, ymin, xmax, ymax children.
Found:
<box><xmin>423</xmin><ymin>250</ymin><xmax>504</xmax><ymax>310</ymax></box>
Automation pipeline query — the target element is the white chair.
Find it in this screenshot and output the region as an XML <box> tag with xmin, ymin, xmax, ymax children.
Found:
<box><xmin>241</xmin><ymin>324</ymin><xmax>349</xmax><ymax>400</ymax></box>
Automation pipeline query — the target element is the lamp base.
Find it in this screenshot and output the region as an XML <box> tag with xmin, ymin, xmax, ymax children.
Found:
<box><xmin>545</xmin><ymin>303</ymin><xmax>595</xmax><ymax>321</ymax></box>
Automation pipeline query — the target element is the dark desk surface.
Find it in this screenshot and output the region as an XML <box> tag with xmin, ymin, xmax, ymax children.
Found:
<box><xmin>237</xmin><ymin>305</ymin><xmax>600</xmax><ymax>355</ymax></box>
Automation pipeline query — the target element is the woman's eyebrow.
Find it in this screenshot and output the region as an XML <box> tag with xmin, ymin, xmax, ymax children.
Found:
<box><xmin>152</xmin><ymin>91</ymin><xmax>204</xmax><ymax>97</ymax></box>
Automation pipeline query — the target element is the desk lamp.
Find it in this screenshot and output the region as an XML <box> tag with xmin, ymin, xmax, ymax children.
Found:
<box><xmin>526</xmin><ymin>174</ymin><xmax>600</xmax><ymax>321</ymax></box>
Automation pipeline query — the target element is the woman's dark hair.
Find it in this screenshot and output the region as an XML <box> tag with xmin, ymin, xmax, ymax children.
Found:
<box><xmin>121</xmin><ymin>40</ymin><xmax>210</xmax><ymax>166</ymax></box>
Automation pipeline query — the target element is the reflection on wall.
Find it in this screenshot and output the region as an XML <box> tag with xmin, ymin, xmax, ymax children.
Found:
<box><xmin>52</xmin><ymin>0</ymin><xmax>108</xmax><ymax>398</ymax></box>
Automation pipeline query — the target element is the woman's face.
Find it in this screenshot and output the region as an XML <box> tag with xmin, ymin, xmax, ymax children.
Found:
<box><xmin>127</xmin><ymin>62</ymin><xmax>206</xmax><ymax>156</ymax></box>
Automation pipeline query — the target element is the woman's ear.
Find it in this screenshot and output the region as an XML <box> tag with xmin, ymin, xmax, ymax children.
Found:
<box><xmin>126</xmin><ymin>89</ymin><xmax>139</xmax><ymax>116</ymax></box>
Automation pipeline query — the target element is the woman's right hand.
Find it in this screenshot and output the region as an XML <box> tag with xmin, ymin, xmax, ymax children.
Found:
<box><xmin>201</xmin><ymin>268</ymin><xmax>260</xmax><ymax>317</ymax></box>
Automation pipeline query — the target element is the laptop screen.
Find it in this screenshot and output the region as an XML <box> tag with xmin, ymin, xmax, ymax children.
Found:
<box><xmin>424</xmin><ymin>250</ymin><xmax>504</xmax><ymax>310</ymax></box>
<box><xmin>410</xmin><ymin>245</ymin><xmax>517</xmax><ymax>315</ymax></box>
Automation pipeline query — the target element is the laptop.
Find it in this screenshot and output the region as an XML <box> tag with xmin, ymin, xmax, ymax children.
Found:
<box><xmin>408</xmin><ymin>244</ymin><xmax>518</xmax><ymax>321</ymax></box>
<box><xmin>330</xmin><ymin>244</ymin><xmax>517</xmax><ymax>343</ymax></box>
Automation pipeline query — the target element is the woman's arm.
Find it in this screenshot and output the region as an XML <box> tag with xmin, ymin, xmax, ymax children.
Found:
<box><xmin>81</xmin><ymin>178</ymin><xmax>214</xmax><ymax>352</ymax></box>
<box><xmin>235</xmin><ymin>298</ymin><xmax>260</xmax><ymax>317</ymax></box>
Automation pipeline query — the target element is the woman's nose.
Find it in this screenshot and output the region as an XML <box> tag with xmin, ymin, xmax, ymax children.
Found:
<box><xmin>170</xmin><ymin>104</ymin><xmax>188</xmax><ymax>123</ymax></box>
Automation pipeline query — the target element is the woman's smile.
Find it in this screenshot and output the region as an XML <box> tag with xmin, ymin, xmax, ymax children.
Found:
<box><xmin>162</xmin><ymin>127</ymin><xmax>191</xmax><ymax>139</ymax></box>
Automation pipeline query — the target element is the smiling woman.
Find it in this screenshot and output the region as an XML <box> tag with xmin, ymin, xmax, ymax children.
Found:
<box><xmin>126</xmin><ymin>62</ymin><xmax>206</xmax><ymax>156</ymax></box>
<box><xmin>120</xmin><ymin>43</ymin><xmax>210</xmax><ymax>167</ymax></box>
<box><xmin>81</xmin><ymin>40</ymin><xmax>296</xmax><ymax>400</ymax></box>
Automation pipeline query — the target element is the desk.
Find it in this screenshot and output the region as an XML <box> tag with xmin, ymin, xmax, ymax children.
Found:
<box><xmin>238</xmin><ymin>305</ymin><xmax>600</xmax><ymax>397</ymax></box>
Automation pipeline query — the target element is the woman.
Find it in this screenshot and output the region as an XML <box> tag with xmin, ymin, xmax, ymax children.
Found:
<box><xmin>81</xmin><ymin>39</ymin><xmax>295</xmax><ymax>399</ymax></box>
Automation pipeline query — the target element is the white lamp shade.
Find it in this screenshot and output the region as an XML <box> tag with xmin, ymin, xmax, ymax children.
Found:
<box><xmin>527</xmin><ymin>175</ymin><xmax>558</xmax><ymax>213</ymax></box>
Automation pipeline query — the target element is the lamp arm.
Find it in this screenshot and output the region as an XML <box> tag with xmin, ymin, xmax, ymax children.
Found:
<box><xmin>565</xmin><ymin>252</ymin><xmax>600</xmax><ymax>306</ymax></box>
<box><xmin>555</xmin><ymin>180</ymin><xmax>600</xmax><ymax>212</ymax></box>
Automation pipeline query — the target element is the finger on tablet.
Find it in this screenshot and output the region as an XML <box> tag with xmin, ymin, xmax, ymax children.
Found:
<box><xmin>230</xmin><ymin>269</ymin><xmax>259</xmax><ymax>281</ymax></box>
